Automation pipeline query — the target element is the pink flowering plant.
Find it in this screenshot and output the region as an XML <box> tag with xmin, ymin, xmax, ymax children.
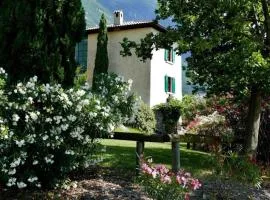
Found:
<box><xmin>138</xmin><ymin>158</ymin><xmax>202</xmax><ymax>200</ymax></box>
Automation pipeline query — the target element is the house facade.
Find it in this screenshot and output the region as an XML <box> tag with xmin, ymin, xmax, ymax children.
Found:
<box><xmin>85</xmin><ymin>11</ymin><xmax>182</xmax><ymax>107</ymax></box>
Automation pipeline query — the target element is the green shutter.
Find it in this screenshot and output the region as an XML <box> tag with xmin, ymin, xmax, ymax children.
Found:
<box><xmin>165</xmin><ymin>75</ymin><xmax>168</xmax><ymax>92</ymax></box>
<box><xmin>172</xmin><ymin>78</ymin><xmax>176</xmax><ymax>93</ymax></box>
<box><xmin>172</xmin><ymin>50</ymin><xmax>176</xmax><ymax>63</ymax></box>
<box><xmin>164</xmin><ymin>49</ymin><xmax>168</xmax><ymax>61</ymax></box>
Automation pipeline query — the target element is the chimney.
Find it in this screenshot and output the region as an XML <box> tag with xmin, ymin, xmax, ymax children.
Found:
<box><xmin>114</xmin><ymin>10</ymin><xmax>123</xmax><ymax>25</ymax></box>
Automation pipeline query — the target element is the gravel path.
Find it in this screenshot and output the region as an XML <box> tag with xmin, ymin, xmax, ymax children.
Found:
<box><xmin>1</xmin><ymin>167</ymin><xmax>269</xmax><ymax>200</ymax></box>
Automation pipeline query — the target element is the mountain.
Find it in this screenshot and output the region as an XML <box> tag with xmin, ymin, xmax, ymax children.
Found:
<box><xmin>81</xmin><ymin>0</ymin><xmax>157</xmax><ymax>27</ymax></box>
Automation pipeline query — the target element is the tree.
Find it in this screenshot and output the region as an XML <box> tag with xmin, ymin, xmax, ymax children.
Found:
<box><xmin>121</xmin><ymin>0</ymin><xmax>270</xmax><ymax>157</ymax></box>
<box><xmin>0</xmin><ymin>0</ymin><xmax>85</xmax><ymax>87</ymax></box>
<box><xmin>93</xmin><ymin>13</ymin><xmax>109</xmax><ymax>85</ymax></box>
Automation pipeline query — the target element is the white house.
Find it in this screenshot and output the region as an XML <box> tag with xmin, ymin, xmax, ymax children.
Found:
<box><xmin>84</xmin><ymin>11</ymin><xmax>182</xmax><ymax>107</ymax></box>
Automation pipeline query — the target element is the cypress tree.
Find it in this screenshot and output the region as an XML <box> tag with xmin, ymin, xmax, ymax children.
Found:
<box><xmin>0</xmin><ymin>0</ymin><xmax>85</xmax><ymax>87</ymax></box>
<box><xmin>93</xmin><ymin>13</ymin><xmax>109</xmax><ymax>85</ymax></box>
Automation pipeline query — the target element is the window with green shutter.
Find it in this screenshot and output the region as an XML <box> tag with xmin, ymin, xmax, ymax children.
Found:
<box><xmin>164</xmin><ymin>48</ymin><xmax>175</xmax><ymax>63</ymax></box>
<box><xmin>164</xmin><ymin>76</ymin><xmax>176</xmax><ymax>94</ymax></box>
<box><xmin>164</xmin><ymin>75</ymin><xmax>168</xmax><ymax>92</ymax></box>
<box><xmin>172</xmin><ymin>78</ymin><xmax>176</xmax><ymax>93</ymax></box>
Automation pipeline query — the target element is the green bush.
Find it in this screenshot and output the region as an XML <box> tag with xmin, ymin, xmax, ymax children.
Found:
<box><xmin>154</xmin><ymin>98</ymin><xmax>181</xmax><ymax>134</ymax></box>
<box><xmin>126</xmin><ymin>102</ymin><xmax>156</xmax><ymax>135</ymax></box>
<box><xmin>209</xmin><ymin>152</ymin><xmax>262</xmax><ymax>187</ymax></box>
<box><xmin>180</xmin><ymin>95</ymin><xmax>207</xmax><ymax>124</ymax></box>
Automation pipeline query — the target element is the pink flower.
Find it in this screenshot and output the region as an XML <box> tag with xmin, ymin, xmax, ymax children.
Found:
<box><xmin>141</xmin><ymin>163</ymin><xmax>152</xmax><ymax>175</ymax></box>
<box><xmin>190</xmin><ymin>179</ymin><xmax>202</xmax><ymax>190</ymax></box>
<box><xmin>160</xmin><ymin>175</ymin><xmax>172</xmax><ymax>184</ymax></box>
<box><xmin>155</xmin><ymin>164</ymin><xmax>169</xmax><ymax>175</ymax></box>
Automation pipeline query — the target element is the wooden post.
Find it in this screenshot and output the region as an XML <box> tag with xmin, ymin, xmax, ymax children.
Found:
<box><xmin>172</xmin><ymin>141</ymin><xmax>180</xmax><ymax>173</ymax></box>
<box><xmin>136</xmin><ymin>141</ymin><xmax>145</xmax><ymax>175</ymax></box>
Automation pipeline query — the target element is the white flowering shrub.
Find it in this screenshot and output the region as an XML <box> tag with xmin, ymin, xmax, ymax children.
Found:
<box><xmin>0</xmin><ymin>69</ymin><xmax>136</xmax><ymax>189</ymax></box>
<box><xmin>92</xmin><ymin>73</ymin><xmax>139</xmax><ymax>125</ymax></box>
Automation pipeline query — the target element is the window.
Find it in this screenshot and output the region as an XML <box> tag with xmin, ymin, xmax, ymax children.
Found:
<box><xmin>75</xmin><ymin>39</ymin><xmax>88</xmax><ymax>70</ymax></box>
<box><xmin>164</xmin><ymin>48</ymin><xmax>175</xmax><ymax>63</ymax></box>
<box><xmin>164</xmin><ymin>75</ymin><xmax>176</xmax><ymax>93</ymax></box>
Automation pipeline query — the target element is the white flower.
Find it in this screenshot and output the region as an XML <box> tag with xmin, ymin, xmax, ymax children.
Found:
<box><xmin>42</xmin><ymin>135</ymin><xmax>49</xmax><ymax>141</ymax></box>
<box><xmin>32</xmin><ymin>160</ymin><xmax>39</xmax><ymax>165</ymax></box>
<box><xmin>29</xmin><ymin>112</ymin><xmax>38</xmax><ymax>121</ymax></box>
<box><xmin>36</xmin><ymin>183</ymin><xmax>41</xmax><ymax>188</ymax></box>
<box><xmin>45</xmin><ymin>117</ymin><xmax>52</xmax><ymax>123</ymax></box>
<box><xmin>17</xmin><ymin>181</ymin><xmax>27</xmax><ymax>189</ymax></box>
<box><xmin>27</xmin><ymin>176</ymin><xmax>38</xmax><ymax>183</ymax></box>
<box><xmin>12</xmin><ymin>114</ymin><xmax>20</xmax><ymax>122</ymax></box>
<box><xmin>65</xmin><ymin>150</ymin><xmax>75</xmax><ymax>155</ymax></box>
<box><xmin>10</xmin><ymin>158</ymin><xmax>21</xmax><ymax>168</ymax></box>
<box><xmin>61</xmin><ymin>124</ymin><xmax>69</xmax><ymax>131</ymax></box>
<box><xmin>15</xmin><ymin>140</ymin><xmax>25</xmax><ymax>147</ymax></box>
<box><xmin>76</xmin><ymin>90</ymin><xmax>86</xmax><ymax>97</ymax></box>
<box><xmin>81</xmin><ymin>99</ymin><xmax>90</xmax><ymax>106</ymax></box>
<box><xmin>44</xmin><ymin>155</ymin><xmax>54</xmax><ymax>164</ymax></box>
<box><xmin>6</xmin><ymin>177</ymin><xmax>16</xmax><ymax>187</ymax></box>
<box><xmin>25</xmin><ymin>115</ymin><xmax>29</xmax><ymax>122</ymax></box>
<box><xmin>28</xmin><ymin>97</ymin><xmax>33</xmax><ymax>104</ymax></box>
<box><xmin>67</xmin><ymin>115</ymin><xmax>77</xmax><ymax>122</ymax></box>
<box><xmin>8</xmin><ymin>168</ymin><xmax>16</xmax><ymax>175</ymax></box>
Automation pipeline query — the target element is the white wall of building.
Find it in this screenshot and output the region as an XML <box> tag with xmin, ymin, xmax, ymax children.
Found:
<box><xmin>87</xmin><ymin>27</ymin><xmax>182</xmax><ymax>106</ymax></box>
<box><xmin>87</xmin><ymin>28</ymin><xmax>152</xmax><ymax>104</ymax></box>
<box><xmin>150</xmin><ymin>47</ymin><xmax>182</xmax><ymax>107</ymax></box>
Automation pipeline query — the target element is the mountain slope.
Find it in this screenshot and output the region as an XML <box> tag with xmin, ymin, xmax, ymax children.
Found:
<box><xmin>81</xmin><ymin>0</ymin><xmax>157</xmax><ymax>27</ymax></box>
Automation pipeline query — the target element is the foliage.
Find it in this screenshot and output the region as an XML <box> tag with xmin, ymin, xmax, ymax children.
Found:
<box><xmin>93</xmin><ymin>13</ymin><xmax>109</xmax><ymax>88</ymax></box>
<box><xmin>125</xmin><ymin>101</ymin><xmax>156</xmax><ymax>135</ymax></box>
<box><xmin>0</xmin><ymin>69</ymin><xmax>136</xmax><ymax>189</ymax></box>
<box><xmin>0</xmin><ymin>0</ymin><xmax>86</xmax><ymax>87</ymax></box>
<box><xmin>154</xmin><ymin>98</ymin><xmax>181</xmax><ymax>134</ymax></box>
<box><xmin>138</xmin><ymin>158</ymin><xmax>201</xmax><ymax>200</ymax></box>
<box><xmin>92</xmin><ymin>73</ymin><xmax>139</xmax><ymax>125</ymax></box>
<box><xmin>73</xmin><ymin>67</ymin><xmax>88</xmax><ymax>89</ymax></box>
<box><xmin>180</xmin><ymin>95</ymin><xmax>207</xmax><ymax>124</ymax></box>
<box><xmin>209</xmin><ymin>152</ymin><xmax>262</xmax><ymax>188</ymax></box>
<box><xmin>121</xmin><ymin>0</ymin><xmax>270</xmax><ymax>156</ymax></box>
<box><xmin>186</xmin><ymin>112</ymin><xmax>233</xmax><ymax>140</ymax></box>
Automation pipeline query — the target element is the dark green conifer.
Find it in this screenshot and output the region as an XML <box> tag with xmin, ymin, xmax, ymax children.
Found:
<box><xmin>0</xmin><ymin>0</ymin><xmax>85</xmax><ymax>87</ymax></box>
<box><xmin>93</xmin><ymin>13</ymin><xmax>109</xmax><ymax>85</ymax></box>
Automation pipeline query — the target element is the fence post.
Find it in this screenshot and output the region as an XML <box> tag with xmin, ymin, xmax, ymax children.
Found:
<box><xmin>136</xmin><ymin>141</ymin><xmax>145</xmax><ymax>175</ymax></box>
<box><xmin>172</xmin><ymin>141</ymin><xmax>180</xmax><ymax>173</ymax></box>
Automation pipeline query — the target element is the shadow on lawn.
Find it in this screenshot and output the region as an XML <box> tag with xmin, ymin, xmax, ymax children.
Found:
<box><xmin>102</xmin><ymin>144</ymin><xmax>212</xmax><ymax>176</ymax></box>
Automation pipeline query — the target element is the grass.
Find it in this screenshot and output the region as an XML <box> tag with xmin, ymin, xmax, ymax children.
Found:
<box><xmin>101</xmin><ymin>139</ymin><xmax>212</xmax><ymax>177</ymax></box>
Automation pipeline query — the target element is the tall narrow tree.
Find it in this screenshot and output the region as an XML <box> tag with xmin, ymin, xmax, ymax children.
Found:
<box><xmin>93</xmin><ymin>13</ymin><xmax>109</xmax><ymax>86</ymax></box>
<box><xmin>0</xmin><ymin>0</ymin><xmax>85</xmax><ymax>87</ymax></box>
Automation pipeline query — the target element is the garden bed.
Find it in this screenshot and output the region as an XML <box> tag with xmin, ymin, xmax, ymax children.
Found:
<box><xmin>1</xmin><ymin>167</ymin><xmax>269</xmax><ymax>200</ymax></box>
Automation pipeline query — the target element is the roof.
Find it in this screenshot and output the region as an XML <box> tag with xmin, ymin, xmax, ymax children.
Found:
<box><xmin>86</xmin><ymin>21</ymin><xmax>166</xmax><ymax>34</ymax></box>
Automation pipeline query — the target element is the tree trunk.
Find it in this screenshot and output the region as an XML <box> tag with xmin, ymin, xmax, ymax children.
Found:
<box><xmin>244</xmin><ymin>88</ymin><xmax>262</xmax><ymax>157</ymax></box>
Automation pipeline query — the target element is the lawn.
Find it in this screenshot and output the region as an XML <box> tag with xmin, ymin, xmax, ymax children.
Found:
<box><xmin>101</xmin><ymin>139</ymin><xmax>212</xmax><ymax>177</ymax></box>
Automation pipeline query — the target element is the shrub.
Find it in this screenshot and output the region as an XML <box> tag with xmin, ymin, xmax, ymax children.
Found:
<box><xmin>209</xmin><ymin>152</ymin><xmax>262</xmax><ymax>187</ymax></box>
<box><xmin>0</xmin><ymin>69</ymin><xmax>136</xmax><ymax>189</ymax></box>
<box><xmin>180</xmin><ymin>95</ymin><xmax>207</xmax><ymax>124</ymax></box>
<box><xmin>126</xmin><ymin>101</ymin><xmax>156</xmax><ymax>135</ymax></box>
<box><xmin>186</xmin><ymin>112</ymin><xmax>234</xmax><ymax>139</ymax></box>
<box><xmin>92</xmin><ymin>73</ymin><xmax>138</xmax><ymax>124</ymax></box>
<box><xmin>154</xmin><ymin>98</ymin><xmax>181</xmax><ymax>134</ymax></box>
<box><xmin>138</xmin><ymin>158</ymin><xmax>201</xmax><ymax>200</ymax></box>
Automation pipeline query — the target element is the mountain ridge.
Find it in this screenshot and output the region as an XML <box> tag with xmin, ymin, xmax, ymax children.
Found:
<box><xmin>81</xmin><ymin>0</ymin><xmax>157</xmax><ymax>27</ymax></box>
